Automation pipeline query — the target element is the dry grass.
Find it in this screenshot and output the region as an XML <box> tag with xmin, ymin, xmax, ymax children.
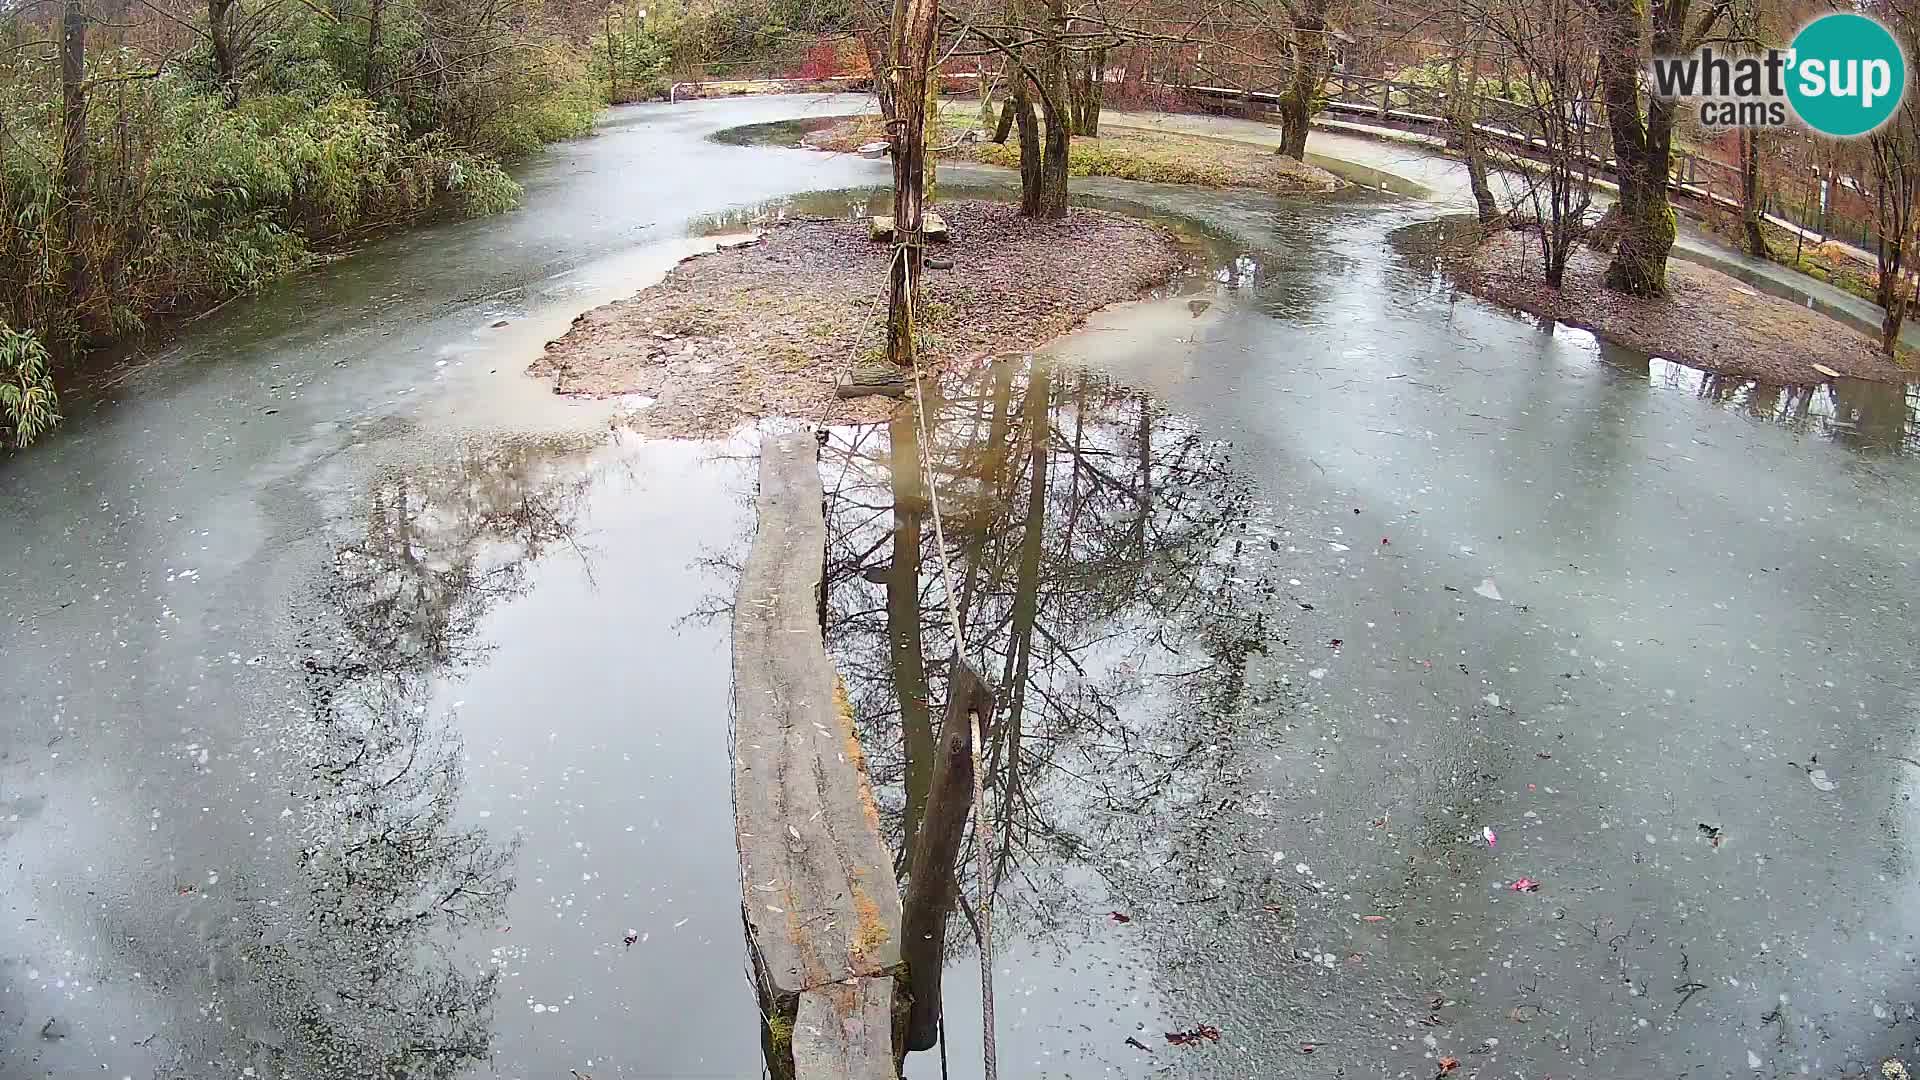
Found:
<box><xmin>807</xmin><ymin>115</ymin><xmax>1338</xmax><ymax>195</ymax></box>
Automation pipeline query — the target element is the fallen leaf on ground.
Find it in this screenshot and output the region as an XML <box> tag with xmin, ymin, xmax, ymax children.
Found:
<box><xmin>1109</xmin><ymin>911</ymin><xmax>1132</xmax><ymax>923</ymax></box>
<box><xmin>1482</xmin><ymin>826</ymin><xmax>1497</xmax><ymax>849</ymax></box>
<box><xmin>1510</xmin><ymin>877</ymin><xmax>1541</xmax><ymax>892</ymax></box>
<box><xmin>1165</xmin><ymin>1024</ymin><xmax>1222</xmax><ymax>1046</ymax></box>
<box><xmin>623</xmin><ymin>929</ymin><xmax>638</xmax><ymax>947</ymax></box>
<box><xmin>1362</xmin><ymin>914</ymin><xmax>1387</xmax><ymax>922</ymax></box>
<box><xmin>1438</xmin><ymin>1056</ymin><xmax>1460</xmax><ymax>1073</ymax></box>
<box><xmin>1124</xmin><ymin>1036</ymin><xmax>1151</xmax><ymax>1053</ymax></box>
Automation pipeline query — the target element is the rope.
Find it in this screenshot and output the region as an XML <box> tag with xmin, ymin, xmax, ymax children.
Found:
<box><xmin>901</xmin><ymin>239</ymin><xmax>998</xmax><ymax>1080</ymax></box>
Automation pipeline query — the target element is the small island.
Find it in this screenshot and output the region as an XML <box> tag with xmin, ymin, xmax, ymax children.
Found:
<box><xmin>530</xmin><ymin>200</ymin><xmax>1189</xmax><ymax>435</ymax></box>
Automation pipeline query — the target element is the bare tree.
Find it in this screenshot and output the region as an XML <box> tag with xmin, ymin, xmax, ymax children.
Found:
<box><xmin>1867</xmin><ymin>95</ymin><xmax>1918</xmax><ymax>357</ymax></box>
<box><xmin>884</xmin><ymin>0</ymin><xmax>939</xmax><ymax>365</ymax></box>
<box><xmin>1463</xmin><ymin>0</ymin><xmax>1603</xmax><ymax>286</ymax></box>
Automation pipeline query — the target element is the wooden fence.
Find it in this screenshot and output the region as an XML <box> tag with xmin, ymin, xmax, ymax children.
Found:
<box><xmin>1175</xmin><ymin>74</ymin><xmax>1877</xmax><ymax>267</ymax></box>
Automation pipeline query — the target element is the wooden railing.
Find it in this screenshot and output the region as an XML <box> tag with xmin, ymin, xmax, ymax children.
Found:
<box><xmin>1175</xmin><ymin>74</ymin><xmax>1874</xmax><ymax>267</ymax></box>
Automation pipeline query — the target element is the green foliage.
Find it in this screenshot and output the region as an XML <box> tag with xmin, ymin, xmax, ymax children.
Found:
<box><xmin>0</xmin><ymin>0</ymin><xmax>617</xmax><ymax>445</ymax></box>
<box><xmin>0</xmin><ymin>69</ymin><xmax>531</xmax><ymax>345</ymax></box>
<box><xmin>0</xmin><ymin>322</ymin><xmax>59</xmax><ymax>449</ymax></box>
<box><xmin>592</xmin><ymin>8</ymin><xmax>671</xmax><ymax>102</ymax></box>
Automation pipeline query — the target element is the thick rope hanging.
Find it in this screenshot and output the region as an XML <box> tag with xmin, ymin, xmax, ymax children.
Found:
<box><xmin>901</xmin><ymin>246</ymin><xmax>999</xmax><ymax>1080</ymax></box>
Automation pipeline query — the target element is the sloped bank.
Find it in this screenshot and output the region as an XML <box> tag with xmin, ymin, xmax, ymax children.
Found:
<box><xmin>529</xmin><ymin>200</ymin><xmax>1189</xmax><ymax>436</ymax></box>
<box><xmin>1397</xmin><ymin>217</ymin><xmax>1913</xmax><ymax>385</ymax></box>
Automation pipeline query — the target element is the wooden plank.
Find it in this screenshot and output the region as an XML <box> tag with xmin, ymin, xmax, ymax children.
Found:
<box><xmin>733</xmin><ymin>433</ymin><xmax>903</xmax><ymax>1075</ymax></box>
<box><xmin>792</xmin><ymin>977</ymin><xmax>899</xmax><ymax>1080</ymax></box>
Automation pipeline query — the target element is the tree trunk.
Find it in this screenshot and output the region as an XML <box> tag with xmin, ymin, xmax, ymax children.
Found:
<box><xmin>1595</xmin><ymin>0</ymin><xmax>1679</xmax><ymax>295</ymax></box>
<box><xmin>1456</xmin><ymin>50</ymin><xmax>1499</xmax><ymax>224</ymax></box>
<box><xmin>1870</xmin><ymin>131</ymin><xmax>1915</xmax><ymax>360</ymax></box>
<box><xmin>1739</xmin><ymin>128</ymin><xmax>1770</xmax><ymax>259</ymax></box>
<box><xmin>1120</xmin><ymin>42</ymin><xmax>1146</xmax><ymax>102</ymax></box>
<box><xmin>209</xmin><ymin>0</ymin><xmax>238</xmax><ymax>105</ymax></box>
<box><xmin>1276</xmin><ymin>10</ymin><xmax>1329</xmax><ymax>160</ymax></box>
<box><xmin>1883</xmin><ymin>289</ymin><xmax>1908</xmax><ymax>357</ymax></box>
<box><xmin>60</xmin><ymin>0</ymin><xmax>92</xmax><ymax>328</ymax></box>
<box><xmin>365</xmin><ymin>0</ymin><xmax>384</xmax><ymax>95</ymax></box>
<box><xmin>992</xmin><ymin>94</ymin><xmax>1015</xmax><ymax>142</ymax></box>
<box><xmin>1028</xmin><ymin>0</ymin><xmax>1070</xmax><ymax>220</ymax></box>
<box><xmin>1068</xmin><ymin>47</ymin><xmax>1105</xmax><ymax>135</ymax></box>
<box><xmin>1013</xmin><ymin>68</ymin><xmax>1042</xmax><ymax>214</ymax></box>
<box><xmin>884</xmin><ymin>0</ymin><xmax>939</xmax><ymax>368</ymax></box>
<box><xmin>899</xmin><ymin>659</ymin><xmax>993</xmax><ymax>1053</ymax></box>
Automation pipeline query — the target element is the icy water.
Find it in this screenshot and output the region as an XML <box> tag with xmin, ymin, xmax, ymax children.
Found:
<box><xmin>4</xmin><ymin>93</ymin><xmax>1920</xmax><ymax>1080</ymax></box>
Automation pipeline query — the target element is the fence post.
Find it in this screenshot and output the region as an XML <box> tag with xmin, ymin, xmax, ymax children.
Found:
<box><xmin>1378</xmin><ymin>78</ymin><xmax>1390</xmax><ymax>119</ymax></box>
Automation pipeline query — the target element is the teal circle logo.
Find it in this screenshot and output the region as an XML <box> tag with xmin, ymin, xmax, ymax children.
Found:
<box><xmin>1787</xmin><ymin>13</ymin><xmax>1907</xmax><ymax>137</ymax></box>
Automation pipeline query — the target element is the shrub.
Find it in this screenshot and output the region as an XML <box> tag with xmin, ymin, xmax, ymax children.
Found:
<box><xmin>0</xmin><ymin>323</ymin><xmax>58</xmax><ymax>449</ymax></box>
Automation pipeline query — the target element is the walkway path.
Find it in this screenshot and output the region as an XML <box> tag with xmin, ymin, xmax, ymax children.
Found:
<box><xmin>1093</xmin><ymin>106</ymin><xmax>1917</xmax><ymax>349</ymax></box>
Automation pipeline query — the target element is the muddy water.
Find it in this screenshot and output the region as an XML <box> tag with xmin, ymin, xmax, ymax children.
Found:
<box><xmin>4</xmin><ymin>93</ymin><xmax>1920</xmax><ymax>1080</ymax></box>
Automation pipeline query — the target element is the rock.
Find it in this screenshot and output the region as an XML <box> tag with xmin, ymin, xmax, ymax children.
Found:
<box><xmin>836</xmin><ymin>358</ymin><xmax>908</xmax><ymax>399</ymax></box>
<box><xmin>926</xmin><ymin>256</ymin><xmax>954</xmax><ymax>270</ymax></box>
<box><xmin>868</xmin><ymin>212</ymin><xmax>950</xmax><ymax>244</ymax></box>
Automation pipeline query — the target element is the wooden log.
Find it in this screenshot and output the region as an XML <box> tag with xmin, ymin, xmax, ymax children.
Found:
<box><xmin>734</xmin><ymin>433</ymin><xmax>904</xmax><ymax>1079</ymax></box>
<box><xmin>899</xmin><ymin>656</ymin><xmax>995</xmax><ymax>1051</ymax></box>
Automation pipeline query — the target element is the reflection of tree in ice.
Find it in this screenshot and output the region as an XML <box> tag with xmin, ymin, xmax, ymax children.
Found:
<box><xmin>822</xmin><ymin>359</ymin><xmax>1281</xmax><ymax>946</ymax></box>
<box><xmin>236</xmin><ymin>437</ymin><xmax>598</xmax><ymax>1079</ymax></box>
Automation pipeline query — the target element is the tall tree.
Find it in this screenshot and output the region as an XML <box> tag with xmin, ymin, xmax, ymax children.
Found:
<box><xmin>1589</xmin><ymin>0</ymin><xmax>1731</xmax><ymax>296</ymax></box>
<box><xmin>1867</xmin><ymin>89</ymin><xmax>1918</xmax><ymax>357</ymax></box>
<box><xmin>59</xmin><ymin>0</ymin><xmax>92</xmax><ymax>324</ymax></box>
<box><xmin>1274</xmin><ymin>0</ymin><xmax>1332</xmax><ymax>159</ymax></box>
<box><xmin>885</xmin><ymin>0</ymin><xmax>940</xmax><ymax>366</ymax></box>
<box><xmin>1466</xmin><ymin>0</ymin><xmax>1602</xmax><ymax>285</ymax></box>
<box><xmin>208</xmin><ymin>0</ymin><xmax>238</xmax><ymax>104</ymax></box>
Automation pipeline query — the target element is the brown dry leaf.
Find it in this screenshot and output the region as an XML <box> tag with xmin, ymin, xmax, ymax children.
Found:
<box><xmin>1165</xmin><ymin>1024</ymin><xmax>1222</xmax><ymax>1046</ymax></box>
<box><xmin>1438</xmin><ymin>1057</ymin><xmax>1460</xmax><ymax>1074</ymax></box>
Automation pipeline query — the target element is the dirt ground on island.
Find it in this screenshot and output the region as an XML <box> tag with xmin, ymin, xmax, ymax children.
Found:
<box><xmin>1457</xmin><ymin>228</ymin><xmax>1912</xmax><ymax>384</ymax></box>
<box><xmin>528</xmin><ymin>200</ymin><xmax>1188</xmax><ymax>436</ymax></box>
